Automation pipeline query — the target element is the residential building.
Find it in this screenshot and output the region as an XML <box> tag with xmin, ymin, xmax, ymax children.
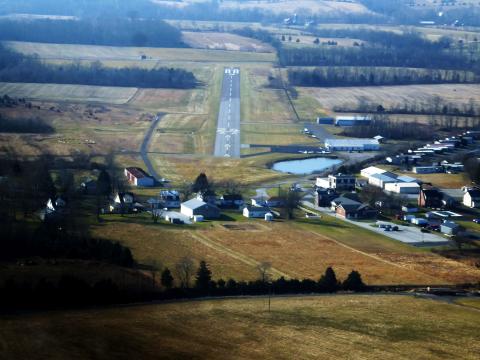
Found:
<box><xmin>335</xmin><ymin>115</ymin><xmax>371</xmax><ymax>126</ymax></box>
<box><xmin>251</xmin><ymin>197</ymin><xmax>267</xmax><ymax>207</ymax></box>
<box><xmin>220</xmin><ymin>194</ymin><xmax>244</xmax><ymax>208</ymax></box>
<box><xmin>418</xmin><ymin>187</ymin><xmax>443</xmax><ymax>208</ymax></box>
<box><xmin>384</xmin><ymin>182</ymin><xmax>420</xmax><ymax>195</ymax></box>
<box><xmin>243</xmin><ymin>205</ymin><xmax>270</xmax><ymax>218</ymax></box>
<box><xmin>463</xmin><ymin>188</ymin><xmax>480</xmax><ymax>208</ymax></box>
<box><xmin>331</xmin><ymin>197</ymin><xmax>375</xmax><ymax>219</ymax></box>
<box><xmin>316</xmin><ymin>173</ymin><xmax>356</xmax><ymax>191</ymax></box>
<box><xmin>159</xmin><ymin>190</ymin><xmax>180</xmax><ymax>208</ymax></box>
<box><xmin>324</xmin><ymin>139</ymin><xmax>380</xmax><ymax>152</ymax></box>
<box><xmin>80</xmin><ymin>178</ymin><xmax>97</xmax><ymax>194</ymax></box>
<box><xmin>265</xmin><ymin>197</ymin><xmax>285</xmax><ymax>208</ymax></box>
<box><xmin>181</xmin><ymin>199</ymin><xmax>220</xmax><ymax>219</ymax></box>
<box><xmin>124</xmin><ymin>167</ymin><xmax>154</xmax><ymax>187</ymax></box>
<box><xmin>196</xmin><ymin>190</ymin><xmax>217</xmax><ymax>205</ymax></box>
<box><xmin>110</xmin><ymin>192</ymin><xmax>135</xmax><ymax>213</ymax></box>
<box><xmin>315</xmin><ymin>188</ymin><xmax>337</xmax><ymax>207</ymax></box>
<box><xmin>46</xmin><ymin>197</ymin><xmax>66</xmax><ymax>214</ymax></box>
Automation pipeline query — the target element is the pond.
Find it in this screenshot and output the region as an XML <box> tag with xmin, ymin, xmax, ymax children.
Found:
<box><xmin>272</xmin><ymin>157</ymin><xmax>342</xmax><ymax>175</ymax></box>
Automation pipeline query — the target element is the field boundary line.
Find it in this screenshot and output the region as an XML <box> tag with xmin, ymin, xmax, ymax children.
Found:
<box><xmin>188</xmin><ymin>231</ymin><xmax>291</xmax><ymax>279</ymax></box>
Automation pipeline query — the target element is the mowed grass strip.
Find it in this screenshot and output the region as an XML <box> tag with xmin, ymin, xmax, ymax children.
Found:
<box><xmin>0</xmin><ymin>82</ymin><xmax>137</xmax><ymax>104</ymax></box>
<box><xmin>1</xmin><ymin>295</ymin><xmax>480</xmax><ymax>359</ymax></box>
<box><xmin>7</xmin><ymin>41</ymin><xmax>276</xmax><ymax>63</ymax></box>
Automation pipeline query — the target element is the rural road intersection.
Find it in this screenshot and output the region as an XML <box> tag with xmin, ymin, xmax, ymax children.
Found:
<box><xmin>214</xmin><ymin>67</ymin><xmax>241</xmax><ymax>158</ymax></box>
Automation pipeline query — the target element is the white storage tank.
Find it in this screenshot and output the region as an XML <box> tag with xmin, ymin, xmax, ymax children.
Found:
<box><xmin>265</xmin><ymin>213</ymin><xmax>274</xmax><ymax>222</ymax></box>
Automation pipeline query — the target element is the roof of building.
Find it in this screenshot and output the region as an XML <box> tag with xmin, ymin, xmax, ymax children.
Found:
<box><xmin>387</xmin><ymin>182</ymin><xmax>420</xmax><ymax>188</ymax></box>
<box><xmin>361</xmin><ymin>166</ymin><xmax>386</xmax><ymax>177</ymax></box>
<box><xmin>335</xmin><ymin>116</ymin><xmax>371</xmax><ymax>121</ymax></box>
<box><xmin>421</xmin><ymin>188</ymin><xmax>443</xmax><ymax>199</ymax></box>
<box><xmin>325</xmin><ymin>139</ymin><xmax>379</xmax><ymax>147</ymax></box>
<box><xmin>441</xmin><ymin>221</ymin><xmax>459</xmax><ymax>229</ymax></box>
<box><xmin>466</xmin><ymin>189</ymin><xmax>480</xmax><ymax>198</ymax></box>
<box><xmin>160</xmin><ymin>190</ymin><xmax>179</xmax><ymax>197</ymax></box>
<box><xmin>370</xmin><ymin>172</ymin><xmax>398</xmax><ymax>182</ymax></box>
<box><xmin>332</xmin><ymin>196</ymin><xmax>361</xmax><ymax>206</ymax></box>
<box><xmin>244</xmin><ymin>205</ymin><xmax>270</xmax><ymax>212</ymax></box>
<box><xmin>222</xmin><ymin>194</ymin><xmax>243</xmax><ymax>201</ymax></box>
<box><xmin>397</xmin><ymin>175</ymin><xmax>418</xmax><ymax>183</ymax></box>
<box><xmin>182</xmin><ymin>199</ymin><xmax>207</xmax><ymax>210</ymax></box>
<box><xmin>373</xmin><ymin>135</ymin><xmax>385</xmax><ymax>140</ymax></box>
<box><xmin>125</xmin><ymin>167</ymin><xmax>151</xmax><ymax>179</ymax></box>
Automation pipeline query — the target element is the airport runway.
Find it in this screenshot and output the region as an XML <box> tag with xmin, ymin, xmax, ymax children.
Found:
<box><xmin>214</xmin><ymin>67</ymin><xmax>241</xmax><ymax>158</ymax></box>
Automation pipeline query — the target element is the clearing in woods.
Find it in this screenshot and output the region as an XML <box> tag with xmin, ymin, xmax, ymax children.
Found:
<box><xmin>6</xmin><ymin>41</ymin><xmax>276</xmax><ymax>63</ymax></box>
<box><xmin>182</xmin><ymin>31</ymin><xmax>274</xmax><ymax>52</ymax></box>
<box><xmin>1</xmin><ymin>295</ymin><xmax>480</xmax><ymax>359</ymax></box>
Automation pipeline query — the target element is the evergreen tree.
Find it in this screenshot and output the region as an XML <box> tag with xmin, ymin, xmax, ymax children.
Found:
<box><xmin>342</xmin><ymin>270</ymin><xmax>366</xmax><ymax>292</ymax></box>
<box><xmin>192</xmin><ymin>173</ymin><xmax>209</xmax><ymax>193</ymax></box>
<box><xmin>97</xmin><ymin>169</ymin><xmax>112</xmax><ymax>198</ymax></box>
<box><xmin>161</xmin><ymin>268</ymin><xmax>174</xmax><ymax>289</ymax></box>
<box><xmin>318</xmin><ymin>267</ymin><xmax>339</xmax><ymax>293</ymax></box>
<box><xmin>195</xmin><ymin>260</ymin><xmax>212</xmax><ymax>292</ymax></box>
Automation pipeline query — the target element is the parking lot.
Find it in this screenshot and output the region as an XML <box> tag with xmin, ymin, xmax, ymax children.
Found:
<box><xmin>303</xmin><ymin>202</ymin><xmax>451</xmax><ymax>246</ymax></box>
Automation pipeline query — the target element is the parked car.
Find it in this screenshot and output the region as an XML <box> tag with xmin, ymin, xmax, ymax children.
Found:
<box><xmin>473</xmin><ymin>218</ymin><xmax>480</xmax><ymax>224</ymax></box>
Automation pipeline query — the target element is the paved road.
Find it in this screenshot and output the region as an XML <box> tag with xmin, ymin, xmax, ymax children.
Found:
<box><xmin>214</xmin><ymin>67</ymin><xmax>241</xmax><ymax>158</ymax></box>
<box><xmin>140</xmin><ymin>113</ymin><xmax>163</xmax><ymax>181</ymax></box>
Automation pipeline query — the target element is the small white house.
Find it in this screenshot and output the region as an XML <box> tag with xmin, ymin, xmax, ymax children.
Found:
<box><xmin>46</xmin><ymin>197</ymin><xmax>66</xmax><ymax>213</ymax></box>
<box><xmin>463</xmin><ymin>189</ymin><xmax>480</xmax><ymax>208</ymax></box>
<box><xmin>243</xmin><ymin>205</ymin><xmax>270</xmax><ymax>218</ymax></box>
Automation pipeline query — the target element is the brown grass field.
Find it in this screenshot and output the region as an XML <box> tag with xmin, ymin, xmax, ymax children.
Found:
<box><xmin>6</xmin><ymin>41</ymin><xmax>276</xmax><ymax>64</ymax></box>
<box><xmin>0</xmin><ymin>82</ymin><xmax>137</xmax><ymax>104</ymax></box>
<box><xmin>182</xmin><ymin>31</ymin><xmax>274</xmax><ymax>52</ymax></box>
<box><xmin>92</xmin><ymin>212</ymin><xmax>480</xmax><ymax>286</ymax></box>
<box><xmin>1</xmin><ymin>295</ymin><xmax>480</xmax><ymax>359</ymax></box>
<box><xmin>219</xmin><ymin>0</ymin><xmax>370</xmax><ymax>14</ymax></box>
<box><xmin>299</xmin><ymin>84</ymin><xmax>480</xmax><ymax>112</ymax></box>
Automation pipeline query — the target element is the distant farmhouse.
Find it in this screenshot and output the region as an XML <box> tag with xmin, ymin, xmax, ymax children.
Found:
<box><xmin>124</xmin><ymin>167</ymin><xmax>154</xmax><ymax>187</ymax></box>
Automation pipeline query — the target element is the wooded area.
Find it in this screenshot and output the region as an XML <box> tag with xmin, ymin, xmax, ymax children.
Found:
<box><xmin>288</xmin><ymin>67</ymin><xmax>478</xmax><ymax>87</ymax></box>
<box><xmin>0</xmin><ymin>45</ymin><xmax>197</xmax><ymax>89</ymax></box>
<box><xmin>0</xmin><ymin>18</ymin><xmax>185</xmax><ymax>47</ymax></box>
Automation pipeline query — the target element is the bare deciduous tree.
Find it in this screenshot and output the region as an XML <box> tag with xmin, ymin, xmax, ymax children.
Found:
<box><xmin>175</xmin><ymin>257</ymin><xmax>195</xmax><ymax>288</ymax></box>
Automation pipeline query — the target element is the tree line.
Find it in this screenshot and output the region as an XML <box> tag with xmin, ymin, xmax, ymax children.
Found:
<box><xmin>0</xmin><ymin>260</ymin><xmax>368</xmax><ymax>311</ymax></box>
<box><xmin>287</xmin><ymin>66</ymin><xmax>478</xmax><ymax>87</ymax></box>
<box><xmin>334</xmin><ymin>96</ymin><xmax>480</xmax><ymax>118</ymax></box>
<box><xmin>278</xmin><ymin>45</ymin><xmax>477</xmax><ymax>72</ymax></box>
<box><xmin>341</xmin><ymin>115</ymin><xmax>433</xmax><ymax>141</ymax></box>
<box><xmin>0</xmin><ymin>45</ymin><xmax>197</xmax><ymax>89</ymax></box>
<box><xmin>0</xmin><ymin>18</ymin><xmax>185</xmax><ymax>48</ymax></box>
